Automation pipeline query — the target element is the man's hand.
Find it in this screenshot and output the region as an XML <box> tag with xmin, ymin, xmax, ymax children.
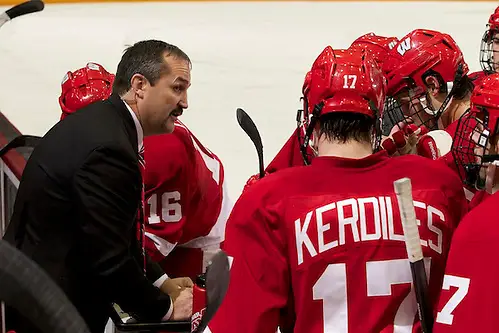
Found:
<box><xmin>160</xmin><ymin>277</ymin><xmax>193</xmax><ymax>301</ymax></box>
<box><xmin>170</xmin><ymin>288</ymin><xmax>193</xmax><ymax>321</ymax></box>
<box><xmin>382</xmin><ymin>121</ymin><xmax>430</xmax><ymax>157</ymax></box>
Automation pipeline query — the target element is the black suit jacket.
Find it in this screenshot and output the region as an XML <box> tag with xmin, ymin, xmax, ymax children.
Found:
<box><xmin>3</xmin><ymin>94</ymin><xmax>171</xmax><ymax>333</ymax></box>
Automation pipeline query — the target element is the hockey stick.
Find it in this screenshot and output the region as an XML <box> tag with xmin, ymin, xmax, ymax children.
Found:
<box><xmin>394</xmin><ymin>177</ymin><xmax>433</xmax><ymax>333</ymax></box>
<box><xmin>236</xmin><ymin>108</ymin><xmax>265</xmax><ymax>178</ymax></box>
<box><xmin>0</xmin><ymin>135</ymin><xmax>41</xmax><ymax>158</ymax></box>
<box><xmin>191</xmin><ymin>250</ymin><xmax>230</xmax><ymax>333</ymax></box>
<box><xmin>0</xmin><ymin>0</ymin><xmax>45</xmax><ymax>29</ymax></box>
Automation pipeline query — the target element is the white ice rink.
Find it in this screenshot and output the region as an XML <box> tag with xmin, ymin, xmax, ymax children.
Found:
<box><xmin>0</xmin><ymin>1</ymin><xmax>496</xmax><ymax>199</ymax></box>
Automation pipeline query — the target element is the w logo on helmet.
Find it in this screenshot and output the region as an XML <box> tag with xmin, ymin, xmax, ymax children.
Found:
<box><xmin>397</xmin><ymin>38</ymin><xmax>411</xmax><ymax>56</ymax></box>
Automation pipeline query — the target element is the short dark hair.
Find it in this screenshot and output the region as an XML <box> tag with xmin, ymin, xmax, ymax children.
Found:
<box><xmin>452</xmin><ymin>74</ymin><xmax>474</xmax><ymax>100</ymax></box>
<box><xmin>319</xmin><ymin>112</ymin><xmax>374</xmax><ymax>144</ymax></box>
<box><xmin>113</xmin><ymin>40</ymin><xmax>191</xmax><ymax>96</ymax></box>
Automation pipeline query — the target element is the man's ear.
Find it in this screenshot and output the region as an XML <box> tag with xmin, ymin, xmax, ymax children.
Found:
<box><xmin>130</xmin><ymin>74</ymin><xmax>147</xmax><ymax>99</ymax></box>
<box><xmin>424</xmin><ymin>75</ymin><xmax>441</xmax><ymax>97</ymax></box>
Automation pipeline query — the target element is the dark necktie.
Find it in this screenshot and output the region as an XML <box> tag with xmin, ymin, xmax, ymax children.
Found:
<box><xmin>138</xmin><ymin>145</ymin><xmax>146</xmax><ymax>274</ymax></box>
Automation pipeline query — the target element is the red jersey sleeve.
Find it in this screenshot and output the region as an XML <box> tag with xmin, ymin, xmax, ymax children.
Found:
<box><xmin>434</xmin><ymin>194</ymin><xmax>499</xmax><ymax>332</ymax></box>
<box><xmin>208</xmin><ymin>181</ymin><xmax>290</xmax><ymax>333</ymax></box>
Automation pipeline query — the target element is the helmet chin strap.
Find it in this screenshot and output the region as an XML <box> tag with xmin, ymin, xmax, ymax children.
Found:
<box><xmin>300</xmin><ymin>102</ymin><xmax>324</xmax><ymax>165</ymax></box>
<box><xmin>421</xmin><ymin>81</ymin><xmax>454</xmax><ymax>117</ymax></box>
<box><xmin>441</xmin><ymin>81</ymin><xmax>455</xmax><ymax>114</ymax></box>
<box><xmin>310</xmin><ymin>130</ymin><xmax>319</xmax><ymax>157</ymax></box>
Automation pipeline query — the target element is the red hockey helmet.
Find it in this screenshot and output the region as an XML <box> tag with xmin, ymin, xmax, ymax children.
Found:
<box><xmin>348</xmin><ymin>33</ymin><xmax>399</xmax><ymax>66</ymax></box>
<box><xmin>297</xmin><ymin>46</ymin><xmax>386</xmax><ymax>164</ymax></box>
<box><xmin>299</xmin><ymin>49</ymin><xmax>355</xmax><ymax>139</ymax></box>
<box><xmin>382</xmin><ymin>29</ymin><xmax>468</xmax><ymax>130</ymax></box>
<box><xmin>452</xmin><ymin>73</ymin><xmax>499</xmax><ymax>189</ymax></box>
<box><xmin>305</xmin><ymin>46</ymin><xmax>386</xmax><ymax>119</ymax></box>
<box><xmin>59</xmin><ymin>62</ymin><xmax>115</xmax><ymax>120</ymax></box>
<box><xmin>480</xmin><ymin>6</ymin><xmax>499</xmax><ymax>74</ymax></box>
<box><xmin>383</xmin><ymin>29</ymin><xmax>468</xmax><ymax>97</ymax></box>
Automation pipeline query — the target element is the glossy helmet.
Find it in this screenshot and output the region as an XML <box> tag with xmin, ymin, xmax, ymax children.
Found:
<box><xmin>480</xmin><ymin>6</ymin><xmax>499</xmax><ymax>74</ymax></box>
<box><xmin>59</xmin><ymin>62</ymin><xmax>115</xmax><ymax>120</ymax></box>
<box><xmin>348</xmin><ymin>33</ymin><xmax>399</xmax><ymax>66</ymax></box>
<box><xmin>452</xmin><ymin>73</ymin><xmax>499</xmax><ymax>189</ymax></box>
<box><xmin>382</xmin><ymin>29</ymin><xmax>468</xmax><ymax>130</ymax></box>
<box><xmin>298</xmin><ymin>46</ymin><xmax>387</xmax><ymax>164</ymax></box>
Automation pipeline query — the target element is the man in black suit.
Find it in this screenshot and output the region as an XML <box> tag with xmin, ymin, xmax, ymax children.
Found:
<box><xmin>3</xmin><ymin>40</ymin><xmax>194</xmax><ymax>333</ymax></box>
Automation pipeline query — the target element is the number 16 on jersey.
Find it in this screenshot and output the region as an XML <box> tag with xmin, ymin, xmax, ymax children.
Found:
<box><xmin>394</xmin><ymin>178</ymin><xmax>433</xmax><ymax>333</ymax></box>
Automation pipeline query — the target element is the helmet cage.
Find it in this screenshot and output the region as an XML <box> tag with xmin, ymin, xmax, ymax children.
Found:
<box><xmin>384</xmin><ymin>64</ymin><xmax>464</xmax><ymax>132</ymax></box>
<box><xmin>452</xmin><ymin>107</ymin><xmax>499</xmax><ymax>190</ymax></box>
<box><xmin>480</xmin><ymin>26</ymin><xmax>499</xmax><ymax>74</ymax></box>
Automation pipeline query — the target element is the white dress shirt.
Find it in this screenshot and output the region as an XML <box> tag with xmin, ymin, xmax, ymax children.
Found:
<box><xmin>122</xmin><ymin>99</ymin><xmax>173</xmax><ymax>321</ymax></box>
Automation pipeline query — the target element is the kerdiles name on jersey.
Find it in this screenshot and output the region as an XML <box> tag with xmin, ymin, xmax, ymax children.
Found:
<box><xmin>294</xmin><ymin>195</ymin><xmax>444</xmax><ymax>265</ymax></box>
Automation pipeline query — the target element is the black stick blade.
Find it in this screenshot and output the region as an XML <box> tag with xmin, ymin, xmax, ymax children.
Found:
<box><xmin>6</xmin><ymin>0</ymin><xmax>44</xmax><ymax>20</ymax></box>
<box><xmin>236</xmin><ymin>108</ymin><xmax>265</xmax><ymax>178</ymax></box>
<box><xmin>192</xmin><ymin>250</ymin><xmax>230</xmax><ymax>333</ymax></box>
<box><xmin>236</xmin><ymin>108</ymin><xmax>263</xmax><ymax>151</ymax></box>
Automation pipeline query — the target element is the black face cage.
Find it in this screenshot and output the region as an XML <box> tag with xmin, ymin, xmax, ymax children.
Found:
<box><xmin>383</xmin><ymin>86</ymin><xmax>439</xmax><ymax>131</ymax></box>
<box><xmin>383</xmin><ymin>64</ymin><xmax>464</xmax><ymax>133</ymax></box>
<box><xmin>451</xmin><ymin>109</ymin><xmax>493</xmax><ymax>190</ymax></box>
<box><xmin>382</xmin><ymin>97</ymin><xmax>405</xmax><ymax>136</ymax></box>
<box><xmin>480</xmin><ymin>27</ymin><xmax>499</xmax><ymax>74</ymax></box>
<box><xmin>296</xmin><ymin>100</ymin><xmax>383</xmax><ymax>166</ymax></box>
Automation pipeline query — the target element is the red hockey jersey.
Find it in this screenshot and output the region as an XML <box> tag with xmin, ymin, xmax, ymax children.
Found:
<box><xmin>434</xmin><ymin>191</ymin><xmax>499</xmax><ymax>333</ymax></box>
<box><xmin>143</xmin><ymin>121</ymin><xmax>232</xmax><ymax>279</ymax></box>
<box><xmin>437</xmin><ymin>119</ymin><xmax>459</xmax><ymax>176</ymax></box>
<box><xmin>243</xmin><ymin>126</ymin><xmax>314</xmax><ymax>192</ymax></box>
<box><xmin>265</xmin><ymin>126</ymin><xmax>311</xmax><ymax>174</ymax></box>
<box><xmin>208</xmin><ymin>151</ymin><xmax>467</xmax><ymax>333</ymax></box>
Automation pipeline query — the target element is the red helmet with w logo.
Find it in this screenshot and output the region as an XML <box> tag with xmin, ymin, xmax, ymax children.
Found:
<box><xmin>383</xmin><ymin>29</ymin><xmax>468</xmax><ymax>97</ymax></box>
<box><xmin>382</xmin><ymin>29</ymin><xmax>468</xmax><ymax>130</ymax></box>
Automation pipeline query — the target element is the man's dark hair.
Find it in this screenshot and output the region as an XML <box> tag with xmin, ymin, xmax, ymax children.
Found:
<box><xmin>113</xmin><ymin>40</ymin><xmax>191</xmax><ymax>96</ymax></box>
<box><xmin>319</xmin><ymin>112</ymin><xmax>375</xmax><ymax>144</ymax></box>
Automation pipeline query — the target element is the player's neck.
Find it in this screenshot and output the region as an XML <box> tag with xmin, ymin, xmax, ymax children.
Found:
<box><xmin>445</xmin><ymin>98</ymin><xmax>470</xmax><ymax>126</ymax></box>
<box><xmin>318</xmin><ymin>139</ymin><xmax>373</xmax><ymax>159</ymax></box>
